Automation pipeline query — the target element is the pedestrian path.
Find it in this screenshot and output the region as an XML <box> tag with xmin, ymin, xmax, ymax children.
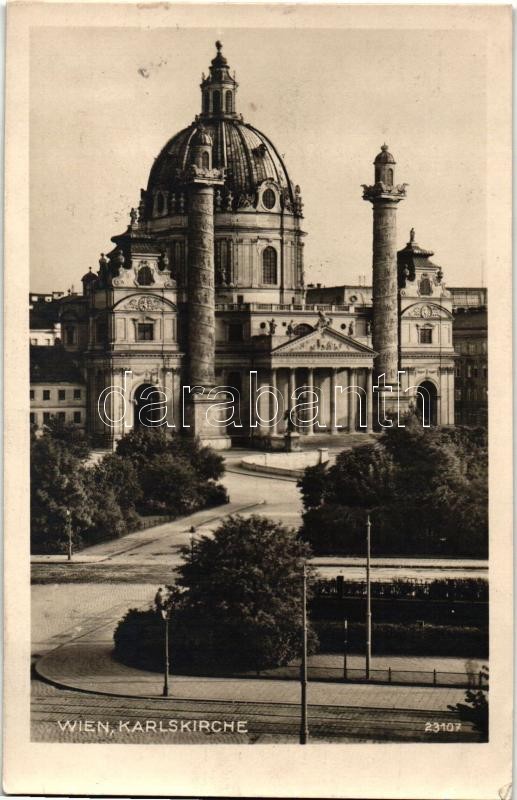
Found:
<box><xmin>36</xmin><ymin>641</ymin><xmax>469</xmax><ymax>712</ymax></box>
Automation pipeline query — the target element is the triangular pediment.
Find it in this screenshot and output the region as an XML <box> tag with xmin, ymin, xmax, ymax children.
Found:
<box><xmin>272</xmin><ymin>326</ymin><xmax>375</xmax><ymax>355</ymax></box>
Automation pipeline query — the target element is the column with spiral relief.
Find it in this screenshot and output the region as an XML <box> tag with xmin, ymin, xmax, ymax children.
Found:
<box><xmin>362</xmin><ymin>144</ymin><xmax>407</xmax><ymax>424</ymax></box>
<box><xmin>183</xmin><ymin>125</ymin><xmax>231</xmax><ymax>448</ymax></box>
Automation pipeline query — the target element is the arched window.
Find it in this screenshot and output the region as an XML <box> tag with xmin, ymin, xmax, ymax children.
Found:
<box><xmin>213</xmin><ymin>90</ymin><xmax>221</xmax><ymax>113</ymax></box>
<box><xmin>156</xmin><ymin>192</ymin><xmax>165</xmax><ymax>216</ymax></box>
<box><xmin>225</xmin><ymin>91</ymin><xmax>233</xmax><ymax>113</ymax></box>
<box><xmin>262</xmin><ymin>247</ymin><xmax>277</xmax><ymax>284</ymax></box>
<box><xmin>202</xmin><ymin>151</ymin><xmax>210</xmax><ymax>170</ymax></box>
<box><xmin>387</xmin><ymin>168</ymin><xmax>394</xmax><ymax>186</ymax></box>
<box><xmin>203</xmin><ymin>91</ymin><xmax>210</xmax><ymax>113</ymax></box>
<box><xmin>137</xmin><ymin>265</ymin><xmax>154</xmax><ymax>286</ymax></box>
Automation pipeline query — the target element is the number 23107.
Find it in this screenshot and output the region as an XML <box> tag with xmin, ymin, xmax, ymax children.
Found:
<box><xmin>425</xmin><ymin>722</ymin><xmax>462</xmax><ymax>733</ymax></box>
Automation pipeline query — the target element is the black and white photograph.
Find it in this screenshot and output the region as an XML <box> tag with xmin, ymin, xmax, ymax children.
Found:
<box><xmin>3</xmin><ymin>3</ymin><xmax>512</xmax><ymax>798</ymax></box>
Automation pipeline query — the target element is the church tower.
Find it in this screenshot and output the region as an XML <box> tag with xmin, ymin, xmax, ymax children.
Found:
<box><xmin>363</xmin><ymin>145</ymin><xmax>407</xmax><ymax>416</ymax></box>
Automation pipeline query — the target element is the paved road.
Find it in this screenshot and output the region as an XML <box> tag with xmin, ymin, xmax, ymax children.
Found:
<box><xmin>32</xmin><ymin>679</ymin><xmax>481</xmax><ymax>744</ymax></box>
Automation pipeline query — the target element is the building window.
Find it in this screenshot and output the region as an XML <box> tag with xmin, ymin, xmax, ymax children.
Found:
<box><xmin>43</xmin><ymin>390</ymin><xmax>50</xmax><ymax>401</ymax></box>
<box><xmin>228</xmin><ymin>323</ymin><xmax>244</xmax><ymax>343</ymax></box>
<box><xmin>96</xmin><ymin>320</ymin><xmax>108</xmax><ymax>343</ymax></box>
<box><xmin>419</xmin><ymin>276</ymin><xmax>432</xmax><ymax>296</ymax></box>
<box><xmin>58</xmin><ymin>389</ymin><xmax>66</xmax><ymax>401</ymax></box>
<box><xmin>73</xmin><ymin>411</ymin><xmax>82</xmax><ymax>424</ymax></box>
<box><xmin>58</xmin><ymin>412</ymin><xmax>66</xmax><ymax>421</ymax></box>
<box><xmin>203</xmin><ymin>91</ymin><xmax>210</xmax><ymax>113</ymax></box>
<box><xmin>473</xmin><ymin>367</ymin><xmax>479</xmax><ymax>378</ymax></box>
<box><xmin>137</xmin><ymin>323</ymin><xmax>154</xmax><ymax>341</ymax></box>
<box><xmin>30</xmin><ymin>412</ymin><xmax>35</xmax><ymax>425</ymax></box>
<box><xmin>419</xmin><ymin>327</ymin><xmax>433</xmax><ymax>344</ymax></box>
<box><xmin>387</xmin><ymin>168</ymin><xmax>394</xmax><ymax>186</ymax></box>
<box><xmin>65</xmin><ymin>326</ymin><xmax>75</xmax><ymax>346</ymax></box>
<box><xmin>215</xmin><ymin>239</ymin><xmax>233</xmax><ymax>285</ymax></box>
<box><xmin>455</xmin><ymin>390</ymin><xmax>461</xmax><ymax>401</ymax></box>
<box><xmin>30</xmin><ymin>390</ymin><xmax>34</xmax><ymax>400</ymax></box>
<box><xmin>137</xmin><ymin>265</ymin><xmax>154</xmax><ymax>286</ymax></box>
<box><xmin>202</xmin><ymin>151</ymin><xmax>210</xmax><ymax>170</ymax></box>
<box><xmin>455</xmin><ymin>367</ymin><xmax>461</xmax><ymax>378</ymax></box>
<box><xmin>43</xmin><ymin>412</ymin><xmax>51</xmax><ymax>424</ymax></box>
<box><xmin>213</xmin><ymin>90</ymin><xmax>221</xmax><ymax>113</ymax></box>
<box><xmin>262</xmin><ymin>189</ymin><xmax>276</xmax><ymax>210</ymax></box>
<box><xmin>262</xmin><ymin>247</ymin><xmax>277</xmax><ymax>284</ymax></box>
<box><xmin>467</xmin><ymin>365</ymin><xmax>472</xmax><ymax>378</ymax></box>
<box><xmin>225</xmin><ymin>91</ymin><xmax>233</xmax><ymax>113</ymax></box>
<box><xmin>294</xmin><ymin>323</ymin><xmax>314</xmax><ymax>336</ymax></box>
<box><xmin>74</xmin><ymin>389</ymin><xmax>81</xmax><ymax>400</ymax></box>
<box><xmin>483</xmin><ymin>366</ymin><xmax>488</xmax><ymax>379</ymax></box>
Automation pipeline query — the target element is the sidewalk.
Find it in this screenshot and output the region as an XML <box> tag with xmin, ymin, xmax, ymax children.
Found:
<box><xmin>35</xmin><ymin>641</ymin><xmax>470</xmax><ymax>712</ymax></box>
<box><xmin>31</xmin><ymin>498</ymin><xmax>265</xmax><ymax>564</ymax></box>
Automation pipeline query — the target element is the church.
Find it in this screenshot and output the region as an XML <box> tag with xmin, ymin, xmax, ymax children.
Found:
<box><xmin>30</xmin><ymin>42</ymin><xmax>462</xmax><ymax>449</ymax></box>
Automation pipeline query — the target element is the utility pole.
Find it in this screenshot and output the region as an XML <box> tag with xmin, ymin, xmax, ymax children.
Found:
<box><xmin>366</xmin><ymin>514</ymin><xmax>372</xmax><ymax>680</ymax></box>
<box><xmin>300</xmin><ymin>562</ymin><xmax>309</xmax><ymax>745</ymax></box>
<box><xmin>65</xmin><ymin>509</ymin><xmax>72</xmax><ymax>561</ymax></box>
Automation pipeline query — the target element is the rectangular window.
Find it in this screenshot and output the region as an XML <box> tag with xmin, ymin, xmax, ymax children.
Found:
<box><xmin>137</xmin><ymin>323</ymin><xmax>154</xmax><ymax>341</ymax></box>
<box><xmin>467</xmin><ymin>365</ymin><xmax>472</xmax><ymax>378</ymax></box>
<box><xmin>473</xmin><ymin>367</ymin><xmax>478</xmax><ymax>378</ymax></box>
<box><xmin>43</xmin><ymin>390</ymin><xmax>51</xmax><ymax>401</ymax></box>
<box><xmin>73</xmin><ymin>411</ymin><xmax>82</xmax><ymax>424</ymax></box>
<box><xmin>74</xmin><ymin>389</ymin><xmax>81</xmax><ymax>400</ymax></box>
<box><xmin>58</xmin><ymin>389</ymin><xmax>66</xmax><ymax>401</ymax></box>
<box><xmin>65</xmin><ymin>327</ymin><xmax>75</xmax><ymax>345</ymax></box>
<box><xmin>58</xmin><ymin>412</ymin><xmax>66</xmax><ymax>421</ymax></box>
<box><xmin>483</xmin><ymin>366</ymin><xmax>488</xmax><ymax>379</ymax></box>
<box><xmin>455</xmin><ymin>367</ymin><xmax>461</xmax><ymax>378</ymax></box>
<box><xmin>455</xmin><ymin>390</ymin><xmax>462</xmax><ymax>400</ymax></box>
<box><xmin>43</xmin><ymin>412</ymin><xmax>51</xmax><ymax>424</ymax></box>
<box><xmin>228</xmin><ymin>323</ymin><xmax>244</xmax><ymax>343</ymax></box>
<box><xmin>419</xmin><ymin>328</ymin><xmax>432</xmax><ymax>344</ymax></box>
<box><xmin>29</xmin><ymin>412</ymin><xmax>35</xmax><ymax>425</ymax></box>
<box><xmin>30</xmin><ymin>390</ymin><xmax>34</xmax><ymax>400</ymax></box>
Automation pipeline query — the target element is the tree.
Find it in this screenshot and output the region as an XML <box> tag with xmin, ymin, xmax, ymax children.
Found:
<box><xmin>298</xmin><ymin>412</ymin><xmax>488</xmax><ymax>557</ymax></box>
<box><xmin>448</xmin><ymin>666</ymin><xmax>488</xmax><ymax>738</ymax></box>
<box><xmin>169</xmin><ymin>515</ymin><xmax>318</xmax><ymax>671</ymax></box>
<box><xmin>92</xmin><ymin>453</ymin><xmax>142</xmax><ymax>520</ymax></box>
<box><xmin>42</xmin><ymin>416</ymin><xmax>91</xmax><ymax>460</ymax></box>
<box><xmin>139</xmin><ymin>454</ymin><xmax>203</xmax><ymax>515</ymax></box>
<box><xmin>31</xmin><ymin>435</ymin><xmax>92</xmax><ymax>553</ymax></box>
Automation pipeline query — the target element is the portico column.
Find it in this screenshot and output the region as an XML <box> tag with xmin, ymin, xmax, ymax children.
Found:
<box><xmin>366</xmin><ymin>367</ymin><xmax>374</xmax><ymax>433</ymax></box>
<box><xmin>349</xmin><ymin>368</ymin><xmax>357</xmax><ymax>432</ymax></box>
<box><xmin>330</xmin><ymin>368</ymin><xmax>337</xmax><ymax>434</ymax></box>
<box><xmin>307</xmin><ymin>367</ymin><xmax>315</xmax><ymax>435</ymax></box>
<box><xmin>270</xmin><ymin>368</ymin><xmax>278</xmax><ymax>435</ymax></box>
<box><xmin>289</xmin><ymin>368</ymin><xmax>296</xmax><ymax>431</ymax></box>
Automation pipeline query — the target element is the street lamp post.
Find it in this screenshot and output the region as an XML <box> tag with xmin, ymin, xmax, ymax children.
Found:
<box><xmin>343</xmin><ymin>618</ymin><xmax>348</xmax><ymax>681</ymax></box>
<box><xmin>162</xmin><ymin>608</ymin><xmax>170</xmax><ymax>697</ymax></box>
<box><xmin>366</xmin><ymin>514</ymin><xmax>372</xmax><ymax>680</ymax></box>
<box><xmin>65</xmin><ymin>509</ymin><xmax>72</xmax><ymax>561</ymax></box>
<box><xmin>300</xmin><ymin>562</ymin><xmax>309</xmax><ymax>745</ymax></box>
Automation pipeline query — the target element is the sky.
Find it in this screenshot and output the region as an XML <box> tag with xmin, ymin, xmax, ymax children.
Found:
<box><xmin>30</xmin><ymin>26</ymin><xmax>487</xmax><ymax>293</ymax></box>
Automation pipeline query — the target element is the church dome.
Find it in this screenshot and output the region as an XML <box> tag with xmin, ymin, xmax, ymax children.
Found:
<box><xmin>144</xmin><ymin>43</ymin><xmax>301</xmax><ymax>217</ymax></box>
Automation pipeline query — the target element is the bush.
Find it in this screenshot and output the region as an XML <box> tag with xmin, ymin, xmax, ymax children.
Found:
<box><xmin>314</xmin><ymin>621</ymin><xmax>488</xmax><ymax>658</ymax></box>
<box><xmin>114</xmin><ymin>515</ymin><xmax>318</xmax><ymax>673</ymax></box>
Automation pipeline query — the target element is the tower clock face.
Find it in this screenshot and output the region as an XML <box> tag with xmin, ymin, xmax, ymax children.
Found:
<box><xmin>421</xmin><ymin>305</ymin><xmax>432</xmax><ymax>319</ymax></box>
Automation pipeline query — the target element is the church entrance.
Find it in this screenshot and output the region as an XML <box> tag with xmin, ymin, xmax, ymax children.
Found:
<box><xmin>134</xmin><ymin>383</ymin><xmax>166</xmax><ymax>429</ymax></box>
<box><xmin>416</xmin><ymin>380</ymin><xmax>438</xmax><ymax>426</ymax></box>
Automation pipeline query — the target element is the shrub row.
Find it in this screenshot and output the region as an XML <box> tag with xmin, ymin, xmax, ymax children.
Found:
<box><xmin>314</xmin><ymin>620</ymin><xmax>488</xmax><ymax>658</ymax></box>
